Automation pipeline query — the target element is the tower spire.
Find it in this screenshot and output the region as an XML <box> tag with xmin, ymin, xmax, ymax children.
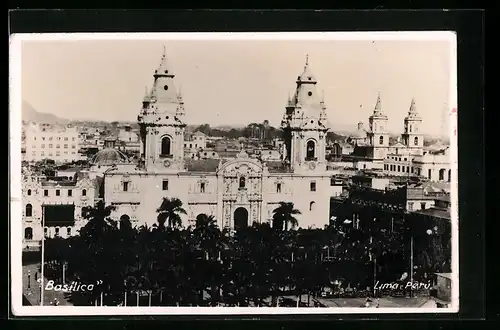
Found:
<box><xmin>305</xmin><ymin>54</ymin><xmax>309</xmax><ymax>67</ymax></box>
<box><xmin>409</xmin><ymin>97</ymin><xmax>417</xmax><ymax>114</ymax></box>
<box><xmin>374</xmin><ymin>91</ymin><xmax>382</xmax><ymax>114</ymax></box>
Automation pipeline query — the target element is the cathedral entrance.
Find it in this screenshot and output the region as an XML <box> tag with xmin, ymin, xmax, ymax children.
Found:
<box><xmin>234</xmin><ymin>207</ymin><xmax>249</xmax><ymax>231</ymax></box>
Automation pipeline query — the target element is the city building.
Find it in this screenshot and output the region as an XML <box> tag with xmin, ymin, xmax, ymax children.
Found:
<box><xmin>22</xmin><ymin>168</ymin><xmax>97</xmax><ymax>250</ymax></box>
<box><xmin>24</xmin><ymin>123</ymin><xmax>81</xmax><ymax>164</ymax></box>
<box><xmin>102</xmin><ymin>52</ymin><xmax>333</xmax><ymax>230</ymax></box>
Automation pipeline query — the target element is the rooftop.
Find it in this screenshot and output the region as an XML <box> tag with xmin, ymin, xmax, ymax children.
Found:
<box><xmin>185</xmin><ymin>158</ymin><xmax>223</xmax><ymax>172</ymax></box>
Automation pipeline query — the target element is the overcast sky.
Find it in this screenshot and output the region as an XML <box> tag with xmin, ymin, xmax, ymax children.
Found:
<box><xmin>20</xmin><ymin>35</ymin><xmax>455</xmax><ymax>136</ymax></box>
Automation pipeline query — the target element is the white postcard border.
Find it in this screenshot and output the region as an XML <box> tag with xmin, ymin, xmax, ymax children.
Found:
<box><xmin>9</xmin><ymin>31</ymin><xmax>459</xmax><ymax>316</ymax></box>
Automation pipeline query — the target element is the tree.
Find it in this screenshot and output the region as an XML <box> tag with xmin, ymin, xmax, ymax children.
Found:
<box><xmin>156</xmin><ymin>197</ymin><xmax>187</xmax><ymax>229</ymax></box>
<box><xmin>272</xmin><ymin>202</ymin><xmax>301</xmax><ymax>231</ymax></box>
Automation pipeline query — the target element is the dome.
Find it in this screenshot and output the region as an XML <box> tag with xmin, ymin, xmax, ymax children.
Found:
<box><xmin>91</xmin><ymin>148</ymin><xmax>129</xmax><ymax>166</ymax></box>
<box><xmin>350</xmin><ymin>128</ymin><xmax>367</xmax><ymax>139</ymax></box>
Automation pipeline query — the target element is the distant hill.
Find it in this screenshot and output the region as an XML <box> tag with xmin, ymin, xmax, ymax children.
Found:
<box><xmin>22</xmin><ymin>101</ymin><xmax>69</xmax><ymax>124</ymax></box>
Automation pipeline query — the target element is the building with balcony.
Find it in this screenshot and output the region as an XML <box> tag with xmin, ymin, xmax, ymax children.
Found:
<box><xmin>21</xmin><ymin>168</ymin><xmax>97</xmax><ymax>250</ymax></box>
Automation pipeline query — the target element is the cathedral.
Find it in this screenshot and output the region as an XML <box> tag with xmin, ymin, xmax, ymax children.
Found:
<box><xmin>101</xmin><ymin>51</ymin><xmax>333</xmax><ymax>230</ymax></box>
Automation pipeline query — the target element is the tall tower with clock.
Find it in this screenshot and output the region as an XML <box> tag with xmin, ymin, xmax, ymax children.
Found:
<box><xmin>138</xmin><ymin>48</ymin><xmax>186</xmax><ymax>172</ymax></box>
<box><xmin>281</xmin><ymin>55</ymin><xmax>329</xmax><ymax>174</ymax></box>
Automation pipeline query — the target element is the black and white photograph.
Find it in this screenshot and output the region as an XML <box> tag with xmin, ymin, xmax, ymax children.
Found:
<box><xmin>10</xmin><ymin>32</ymin><xmax>458</xmax><ymax>316</ymax></box>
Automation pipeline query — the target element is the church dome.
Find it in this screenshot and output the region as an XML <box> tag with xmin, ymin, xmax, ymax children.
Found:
<box><xmin>91</xmin><ymin>148</ymin><xmax>129</xmax><ymax>166</ymax></box>
<box><xmin>350</xmin><ymin>129</ymin><xmax>367</xmax><ymax>139</ymax></box>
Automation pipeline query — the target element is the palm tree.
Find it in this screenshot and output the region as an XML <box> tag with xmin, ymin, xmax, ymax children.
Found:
<box><xmin>272</xmin><ymin>202</ymin><xmax>301</xmax><ymax>231</ymax></box>
<box><xmin>156</xmin><ymin>197</ymin><xmax>187</xmax><ymax>229</ymax></box>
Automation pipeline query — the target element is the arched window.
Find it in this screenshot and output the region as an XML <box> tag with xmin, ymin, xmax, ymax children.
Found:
<box><xmin>239</xmin><ymin>177</ymin><xmax>246</xmax><ymax>189</ymax></box>
<box><xmin>414</xmin><ymin>137</ymin><xmax>419</xmax><ymax>146</ymax></box>
<box><xmin>82</xmin><ymin>189</ymin><xmax>87</xmax><ymax>196</ymax></box>
<box><xmin>67</xmin><ymin>227</ymin><xmax>72</xmax><ymax>236</ymax></box>
<box><xmin>379</xmin><ymin>136</ymin><xmax>384</xmax><ymax>145</ymax></box>
<box><xmin>448</xmin><ymin>169</ymin><xmax>451</xmax><ymax>182</ymax></box>
<box><xmin>27</xmin><ymin>189</ymin><xmax>32</xmax><ymax>196</ymax></box>
<box><xmin>309</xmin><ymin>201</ymin><xmax>316</xmax><ymax>211</ymax></box>
<box><xmin>25</xmin><ymin>204</ymin><xmax>33</xmax><ymax>217</ymax></box>
<box><xmin>24</xmin><ymin>227</ymin><xmax>33</xmax><ymax>240</ymax></box>
<box><xmin>306</xmin><ymin>140</ymin><xmax>316</xmax><ymax>159</ymax></box>
<box><xmin>161</xmin><ymin>136</ymin><xmax>171</xmax><ymax>156</ymax></box>
<box><xmin>55</xmin><ymin>227</ymin><xmax>60</xmax><ymax>237</ymax></box>
<box><xmin>428</xmin><ymin>169</ymin><xmax>432</xmax><ymax>179</ymax></box>
<box><xmin>409</xmin><ymin>125</ymin><xmax>413</xmax><ymax>133</ymax></box>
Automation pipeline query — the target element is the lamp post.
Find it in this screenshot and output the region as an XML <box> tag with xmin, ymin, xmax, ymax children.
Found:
<box><xmin>40</xmin><ymin>205</ymin><xmax>46</xmax><ymax>306</ymax></box>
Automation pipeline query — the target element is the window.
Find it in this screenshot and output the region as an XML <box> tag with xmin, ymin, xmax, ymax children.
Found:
<box><xmin>276</xmin><ymin>183</ymin><xmax>282</xmax><ymax>193</ymax></box>
<box><xmin>67</xmin><ymin>227</ymin><xmax>71</xmax><ymax>236</ymax></box>
<box><xmin>407</xmin><ymin>167</ymin><xmax>410</xmax><ymax>173</ymax></box>
<box><xmin>411</xmin><ymin>167</ymin><xmax>414</xmax><ymax>173</ymax></box>
<box><xmin>308</xmin><ymin>91</ymin><xmax>313</xmax><ymax>96</ymax></box>
<box><xmin>309</xmin><ymin>201</ymin><xmax>315</xmax><ymax>211</ymax></box>
<box><xmin>41</xmin><ymin>144</ymin><xmax>45</xmax><ymax>148</ymax></box>
<box><xmin>44</xmin><ymin>227</ymin><xmax>48</xmax><ymax>237</ymax></box>
<box><xmin>408</xmin><ymin>202</ymin><xmax>414</xmax><ymax>211</ymax></box>
<box><xmin>414</xmin><ymin>137</ymin><xmax>419</xmax><ymax>146</ymax></box>
<box><xmin>306</xmin><ymin>140</ymin><xmax>316</xmax><ymax>159</ymax></box>
<box><xmin>57</xmin><ymin>137</ymin><xmax>61</xmax><ymax>141</ymax></box>
<box><xmin>190</xmin><ymin>144</ymin><xmax>192</xmax><ymax>148</ymax></box>
<box><xmin>25</xmin><ymin>204</ymin><xmax>33</xmax><ymax>217</ymax></box>
<box><xmin>56</xmin><ymin>190</ymin><xmax>60</xmax><ymax>196</ymax></box>
<box><xmin>404</xmin><ymin>158</ymin><xmax>407</xmax><ymax>161</ymax></box>
<box><xmin>82</xmin><ymin>189</ymin><xmax>87</xmax><ymax>196</ymax></box>
<box><xmin>49</xmin><ymin>137</ymin><xmax>53</xmax><ymax>141</ymax></box>
<box><xmin>162</xmin><ymin>180</ymin><xmax>169</xmax><ymax>191</ymax></box>
<box><xmin>310</xmin><ymin>181</ymin><xmax>316</xmax><ymax>192</ymax></box>
<box><xmin>420</xmin><ymin>203</ymin><xmax>426</xmax><ymax>210</ymax></box>
<box><xmin>428</xmin><ymin>169</ymin><xmax>432</xmax><ymax>179</ymax></box>
<box><xmin>27</xmin><ymin>189</ymin><xmax>31</xmax><ymax>196</ymax></box>
<box><xmin>161</xmin><ymin>136</ymin><xmax>171</xmax><ymax>156</ymax></box>
<box><xmin>439</xmin><ymin>169</ymin><xmax>446</xmax><ymax>181</ymax></box>
<box><xmin>200</xmin><ymin>182</ymin><xmax>206</xmax><ymax>193</ymax></box>
<box><xmin>379</xmin><ymin>136</ymin><xmax>384</xmax><ymax>145</ymax></box>
<box><xmin>44</xmin><ymin>190</ymin><xmax>48</xmax><ymax>196</ymax></box>
<box><xmin>24</xmin><ymin>227</ymin><xmax>33</xmax><ymax>240</ymax></box>
<box><xmin>49</xmin><ymin>144</ymin><xmax>53</xmax><ymax>148</ymax></box>
<box><xmin>56</xmin><ymin>144</ymin><xmax>60</xmax><ymax>148</ymax></box>
<box><xmin>68</xmin><ymin>189</ymin><xmax>72</xmax><ymax>197</ymax></box>
<box><xmin>239</xmin><ymin>177</ymin><xmax>246</xmax><ymax>189</ymax></box>
<box><xmin>72</xmin><ymin>144</ymin><xmax>76</xmax><ymax>149</ymax></box>
<box><xmin>42</xmin><ymin>137</ymin><xmax>46</xmax><ymax>141</ymax></box>
<box><xmin>72</xmin><ymin>137</ymin><xmax>76</xmax><ymax>141</ymax></box>
<box><xmin>64</xmin><ymin>144</ymin><xmax>68</xmax><ymax>148</ymax></box>
<box><xmin>55</xmin><ymin>227</ymin><xmax>60</xmax><ymax>236</ymax></box>
<box><xmin>397</xmin><ymin>165</ymin><xmax>401</xmax><ymax>172</ymax></box>
<box><xmin>123</xmin><ymin>181</ymin><xmax>129</xmax><ymax>192</ymax></box>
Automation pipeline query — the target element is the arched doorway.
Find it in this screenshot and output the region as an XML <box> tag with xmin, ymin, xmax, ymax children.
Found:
<box><xmin>234</xmin><ymin>207</ymin><xmax>249</xmax><ymax>231</ymax></box>
<box><xmin>120</xmin><ymin>214</ymin><xmax>131</xmax><ymax>229</ymax></box>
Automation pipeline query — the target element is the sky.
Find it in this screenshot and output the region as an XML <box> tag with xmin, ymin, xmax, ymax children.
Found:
<box><xmin>19</xmin><ymin>34</ymin><xmax>455</xmax><ymax>136</ymax></box>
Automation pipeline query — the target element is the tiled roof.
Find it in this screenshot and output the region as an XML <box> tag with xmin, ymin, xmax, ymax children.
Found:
<box><xmin>185</xmin><ymin>159</ymin><xmax>223</xmax><ymax>172</ymax></box>
<box><xmin>412</xmin><ymin>207</ymin><xmax>451</xmax><ymax>220</ymax></box>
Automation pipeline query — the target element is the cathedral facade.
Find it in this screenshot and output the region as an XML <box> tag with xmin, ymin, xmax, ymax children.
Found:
<box><xmin>102</xmin><ymin>52</ymin><xmax>332</xmax><ymax>230</ymax></box>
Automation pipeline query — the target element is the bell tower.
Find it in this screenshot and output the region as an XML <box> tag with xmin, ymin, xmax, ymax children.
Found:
<box><xmin>401</xmin><ymin>98</ymin><xmax>424</xmax><ymax>155</ymax></box>
<box><xmin>138</xmin><ymin>47</ymin><xmax>187</xmax><ymax>172</ymax></box>
<box><xmin>366</xmin><ymin>92</ymin><xmax>390</xmax><ymax>160</ymax></box>
<box><xmin>281</xmin><ymin>55</ymin><xmax>329</xmax><ymax>173</ymax></box>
